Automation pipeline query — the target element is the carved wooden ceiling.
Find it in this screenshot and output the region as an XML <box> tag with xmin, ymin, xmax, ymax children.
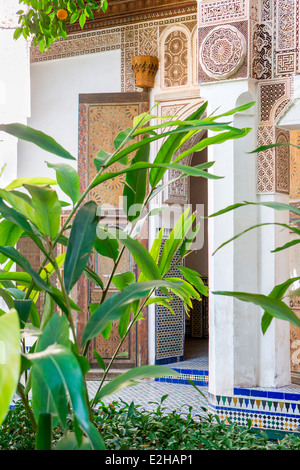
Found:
<box><xmin>67</xmin><ymin>0</ymin><xmax>197</xmax><ymax>32</ymax></box>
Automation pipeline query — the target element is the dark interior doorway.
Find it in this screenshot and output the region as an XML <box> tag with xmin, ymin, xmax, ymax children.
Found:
<box><xmin>184</xmin><ymin>145</ymin><xmax>209</xmax><ymax>360</ymax></box>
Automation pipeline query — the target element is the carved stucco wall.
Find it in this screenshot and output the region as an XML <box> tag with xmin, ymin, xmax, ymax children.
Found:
<box><xmin>30</xmin><ymin>10</ymin><xmax>198</xmax><ymax>93</ymax></box>
<box><xmin>198</xmin><ymin>0</ymin><xmax>299</xmax><ymax>196</ymax></box>
<box><xmin>30</xmin><ymin>10</ymin><xmax>201</xmax><ymax>207</ymax></box>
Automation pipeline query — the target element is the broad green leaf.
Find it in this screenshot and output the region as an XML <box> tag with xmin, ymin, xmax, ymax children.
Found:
<box><xmin>40</xmin><ymin>293</ymin><xmax>54</xmax><ymax>330</ymax></box>
<box><xmin>166</xmin><ymin>277</ymin><xmax>200</xmax><ymax>301</ymax></box>
<box><xmin>249</xmin><ymin>141</ymin><xmax>300</xmax><ymax>154</ymax></box>
<box><xmin>180</xmin><ymin>222</ymin><xmax>200</xmax><ymax>258</ymax></box>
<box><xmin>84</xmin><ymin>266</ymin><xmax>104</xmax><ymax>290</ymax></box>
<box><xmin>272</xmin><ymin>239</ymin><xmax>300</xmax><ymax>253</ymax></box>
<box><xmin>94</xmin><ymin>365</ymin><xmax>180</xmax><ymax>403</ymax></box>
<box><xmin>145</xmin><ymin>297</ymin><xmax>175</xmax><ymax>315</ymax></box>
<box><xmin>149</xmin><ymin>102</ymin><xmax>208</xmax><ymax>188</ymax></box>
<box><xmin>0</xmin><ymin>220</ymin><xmax>23</xmax><ymax>264</ymax></box>
<box><xmin>113</xmin><ymin>229</ymin><xmax>162</xmax><ymax>281</ymax></box>
<box><xmin>0</xmin><ymin>287</ymin><xmax>16</xmax><ymax>310</ymax></box>
<box><xmin>31</xmin><ymin>313</ymin><xmax>70</xmax><ymax>427</ymax></box>
<box><xmin>112</xmin><ymin>271</ymin><xmax>135</xmax><ymax>290</ymax></box>
<box><xmin>94</xmin><ymin>227</ymin><xmax>119</xmax><ymax>262</ymax></box>
<box><xmin>93</xmin><ymin>349</ymin><xmax>106</xmax><ymax>371</ymax></box>
<box><xmin>261</xmin><ymin>277</ymin><xmax>300</xmax><ymax>333</ymax></box>
<box><xmin>213</xmin><ymin>291</ymin><xmax>300</xmax><ymax>333</ymax></box>
<box><xmin>123</xmin><ymin>138</ymin><xmax>150</xmax><ymax>222</ymax></box>
<box><xmin>46</xmin><ymin>162</ymin><xmax>81</xmax><ymax>205</ymax></box>
<box><xmin>173</xmin><ymin>128</ymin><xmax>251</xmax><ymax>164</ymax></box>
<box><xmin>104</xmin><ymin>119</ymin><xmax>239</xmax><ymax>169</ymax></box>
<box><xmin>114</xmin><ymin>127</ymin><xmax>132</xmax><ymax>150</ymax></box>
<box><xmin>0</xmin><ymin>271</ymin><xmax>35</xmax><ymax>286</ymax></box>
<box><xmin>0</xmin><ymin>310</ymin><xmax>21</xmax><ymax>426</ymax></box>
<box><xmin>23</xmin><ymin>184</ymin><xmax>61</xmax><ymax>240</ymax></box>
<box><xmin>0</xmin><ymin>246</ymin><xmax>49</xmax><ymax>292</ymax></box>
<box><xmin>0</xmin><ymin>189</ymin><xmax>41</xmax><ymax>228</ymax></box>
<box><xmin>82</xmin><ymin>280</ymin><xmax>182</xmax><ymax>345</ymax></box>
<box><xmin>91</xmin><ymin>160</ymin><xmax>221</xmax><ymax>190</ymax></box>
<box><xmin>178</xmin><ymin>266</ymin><xmax>209</xmax><ymax>296</ymax></box>
<box><xmin>14</xmin><ymin>299</ymin><xmax>32</xmax><ymax>327</ymax></box>
<box><xmin>210</xmin><ymin>200</ymin><xmax>300</xmax><ymax>219</ymax></box>
<box><xmin>0</xmin><ymin>198</ymin><xmax>45</xmax><ymax>252</ymax></box>
<box><xmin>5</xmin><ymin>177</ymin><xmax>57</xmax><ymax>191</ymax></box>
<box><xmin>132</xmin><ymin>110</ymin><xmax>171</xmax><ymax>128</ymax></box>
<box><xmin>94</xmin><ymin>150</ymin><xmax>111</xmax><ymax>170</ymax></box>
<box><xmin>212</xmin><ymin>222</ymin><xmax>296</xmax><ymax>256</ymax></box>
<box><xmin>209</xmin><ymin>101</ymin><xmax>255</xmax><ymax>120</ymax></box>
<box><xmin>118</xmin><ymin>307</ymin><xmax>131</xmax><ymax>339</ymax></box>
<box><xmin>0</xmin><ymin>246</ymin><xmax>71</xmax><ymax>315</ymax></box>
<box><xmin>27</xmin><ymin>345</ymin><xmax>104</xmax><ymax>450</ymax></box>
<box><xmin>0</xmin><ymin>123</ymin><xmax>75</xmax><ymax>160</ymax></box>
<box><xmin>50</xmin><ymin>286</ymin><xmax>82</xmax><ymax>313</ymax></box>
<box><xmin>64</xmin><ymin>201</ymin><xmax>98</xmax><ymax>293</ymax></box>
<box><xmin>158</xmin><ymin>209</ymin><xmax>195</xmax><ymax>276</ymax></box>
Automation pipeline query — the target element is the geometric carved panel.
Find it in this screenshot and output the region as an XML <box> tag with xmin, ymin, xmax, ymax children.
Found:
<box><xmin>275</xmin><ymin>128</ymin><xmax>290</xmax><ymax>194</ymax></box>
<box><xmin>290</xmin><ymin>130</ymin><xmax>300</xmax><ymax>200</ymax></box>
<box><xmin>163</xmin><ymin>29</ymin><xmax>189</xmax><ymax>88</ymax></box>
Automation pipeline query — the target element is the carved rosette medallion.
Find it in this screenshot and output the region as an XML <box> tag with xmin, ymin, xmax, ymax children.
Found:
<box><xmin>199</xmin><ymin>25</ymin><xmax>246</xmax><ymax>80</ymax></box>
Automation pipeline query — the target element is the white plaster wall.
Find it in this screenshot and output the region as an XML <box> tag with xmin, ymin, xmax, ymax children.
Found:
<box><xmin>18</xmin><ymin>49</ymin><xmax>122</xmax><ymax>201</ymax></box>
<box><xmin>0</xmin><ymin>1</ymin><xmax>31</xmax><ymax>315</ymax></box>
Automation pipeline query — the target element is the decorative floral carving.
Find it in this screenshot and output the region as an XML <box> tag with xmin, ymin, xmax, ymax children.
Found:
<box><xmin>199</xmin><ymin>25</ymin><xmax>246</xmax><ymax>80</ymax></box>
<box><xmin>252</xmin><ymin>23</ymin><xmax>272</xmax><ymax>80</ymax></box>
<box><xmin>257</xmin><ymin>125</ymin><xmax>275</xmax><ymax>193</ymax></box>
<box><xmin>163</xmin><ymin>30</ymin><xmax>189</xmax><ymax>88</ymax></box>
<box><xmin>276</xmin><ymin>0</ymin><xmax>296</xmax><ymax>51</ymax></box>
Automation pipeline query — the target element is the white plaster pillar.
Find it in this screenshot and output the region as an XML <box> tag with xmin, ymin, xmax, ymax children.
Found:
<box><xmin>201</xmin><ymin>79</ymin><xmax>261</xmax><ymax>396</ymax></box>
<box><xmin>257</xmin><ymin>194</ymin><xmax>291</xmax><ymax>387</ymax></box>
<box><xmin>202</xmin><ymin>77</ymin><xmax>292</xmax><ymax>395</ymax></box>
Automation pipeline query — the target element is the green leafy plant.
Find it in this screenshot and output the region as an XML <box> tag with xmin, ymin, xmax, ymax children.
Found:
<box><xmin>0</xmin><ymin>100</ymin><xmax>254</xmax><ymax>449</ymax></box>
<box><xmin>2</xmin><ymin>398</ymin><xmax>300</xmax><ymax>450</ymax></box>
<box><xmin>14</xmin><ymin>1</ymin><xmax>109</xmax><ymax>52</ymax></box>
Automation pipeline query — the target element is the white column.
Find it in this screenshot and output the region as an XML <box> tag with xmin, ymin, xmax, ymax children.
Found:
<box><xmin>257</xmin><ymin>194</ymin><xmax>291</xmax><ymax>387</ymax></box>
<box><xmin>201</xmin><ymin>79</ymin><xmax>261</xmax><ymax>396</ymax></box>
<box><xmin>202</xmin><ymin>78</ymin><xmax>292</xmax><ymax>395</ymax></box>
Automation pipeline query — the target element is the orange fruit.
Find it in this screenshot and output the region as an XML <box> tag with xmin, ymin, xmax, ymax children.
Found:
<box><xmin>57</xmin><ymin>9</ymin><xmax>68</xmax><ymax>20</ymax></box>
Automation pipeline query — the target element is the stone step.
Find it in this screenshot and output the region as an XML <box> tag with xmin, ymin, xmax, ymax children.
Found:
<box><xmin>86</xmin><ymin>368</ymin><xmax>130</xmax><ymax>381</ymax></box>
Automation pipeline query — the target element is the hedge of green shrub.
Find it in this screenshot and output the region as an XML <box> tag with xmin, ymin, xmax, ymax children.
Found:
<box><xmin>1</xmin><ymin>398</ymin><xmax>300</xmax><ymax>451</ymax></box>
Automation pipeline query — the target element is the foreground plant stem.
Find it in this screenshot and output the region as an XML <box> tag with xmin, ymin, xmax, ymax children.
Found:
<box><xmin>90</xmin><ymin>290</ymin><xmax>153</xmax><ymax>409</ymax></box>
<box><xmin>17</xmin><ymin>383</ymin><xmax>37</xmax><ymax>432</ymax></box>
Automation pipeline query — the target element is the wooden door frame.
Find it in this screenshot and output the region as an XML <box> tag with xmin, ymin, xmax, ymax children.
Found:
<box><xmin>76</xmin><ymin>92</ymin><xmax>150</xmax><ymax>368</ymax></box>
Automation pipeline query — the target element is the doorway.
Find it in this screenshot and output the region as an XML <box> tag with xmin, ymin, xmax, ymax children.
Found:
<box><xmin>184</xmin><ymin>146</ymin><xmax>209</xmax><ymax>360</ymax></box>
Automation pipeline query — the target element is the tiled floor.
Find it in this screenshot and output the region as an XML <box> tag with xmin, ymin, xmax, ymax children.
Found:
<box><xmin>87</xmin><ymin>380</ymin><xmax>209</xmax><ymax>420</ymax></box>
